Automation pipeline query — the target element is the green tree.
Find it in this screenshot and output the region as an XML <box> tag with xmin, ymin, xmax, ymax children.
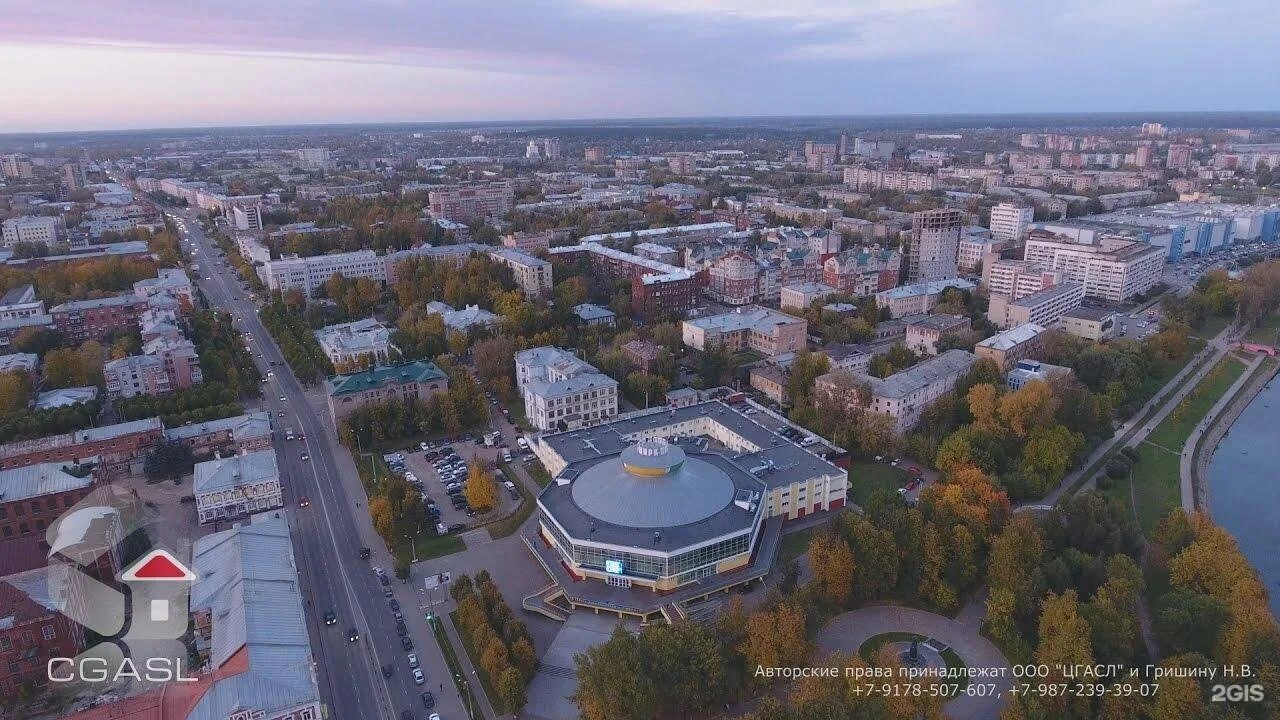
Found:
<box><xmin>573</xmin><ymin>626</ymin><xmax>658</xmax><ymax>720</ymax></box>
<box><xmin>496</xmin><ymin>666</ymin><xmax>527</xmax><ymax>713</ymax></box>
<box><xmin>143</xmin><ymin>441</ymin><xmax>195</xmax><ymax>481</ymax></box>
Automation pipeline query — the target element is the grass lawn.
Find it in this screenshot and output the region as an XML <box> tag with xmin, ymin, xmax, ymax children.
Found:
<box><xmin>779</xmin><ymin>525</ymin><xmax>818</xmax><ymax>564</ymax></box>
<box><xmin>525</xmin><ymin>461</ymin><xmax>552</xmax><ymax>488</ymax></box>
<box><xmin>1246</xmin><ymin>312</ymin><xmax>1280</xmax><ymax>345</ymax></box>
<box><xmin>433</xmin><ymin>615</ymin><xmax>483</xmax><ymax>720</ymax></box>
<box><xmin>404</xmin><ymin>532</ymin><xmax>465</xmax><ymax>562</ymax></box>
<box><xmin>486</xmin><ymin>462</ymin><xmax>535</xmax><ymax>540</ymax></box>
<box><xmin>1122</xmin><ymin>355</ymin><xmax>1247</xmax><ymax>534</ymax></box>
<box><xmin>1191</xmin><ymin>313</ymin><xmax>1233</xmax><ymax>340</ymax></box>
<box><xmin>848</xmin><ymin>460</ymin><xmax>912</xmax><ymax>508</ymax></box>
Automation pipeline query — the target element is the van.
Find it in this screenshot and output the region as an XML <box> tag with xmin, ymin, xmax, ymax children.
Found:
<box><xmin>516</xmin><ymin>437</ymin><xmax>528</xmax><ymax>451</ymax></box>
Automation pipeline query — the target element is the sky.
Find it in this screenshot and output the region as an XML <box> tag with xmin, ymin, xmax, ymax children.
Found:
<box><xmin>0</xmin><ymin>0</ymin><xmax>1277</xmax><ymax>132</ymax></box>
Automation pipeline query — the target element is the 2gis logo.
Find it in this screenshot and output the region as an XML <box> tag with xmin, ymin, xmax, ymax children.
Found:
<box><xmin>41</xmin><ymin>487</ymin><xmax>201</xmax><ymax>686</ymax></box>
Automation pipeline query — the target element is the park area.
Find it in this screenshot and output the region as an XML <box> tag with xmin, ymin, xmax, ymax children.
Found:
<box><xmin>847</xmin><ymin>459</ymin><xmax>914</xmax><ymax>507</ymax></box>
<box><xmin>1107</xmin><ymin>354</ymin><xmax>1248</xmax><ymax>534</ymax></box>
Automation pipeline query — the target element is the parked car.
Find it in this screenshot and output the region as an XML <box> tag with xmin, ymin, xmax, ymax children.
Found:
<box><xmin>420</xmin><ymin>691</ymin><xmax>435</xmax><ymax>709</ymax></box>
<box><xmin>412</xmin><ymin>669</ymin><xmax>425</xmax><ymax>685</ymax></box>
<box><xmin>348</xmin><ymin>628</ymin><xmax>359</xmax><ymax>642</ymax></box>
<box><xmin>407</xmin><ymin>653</ymin><xmax>419</xmax><ymax>669</ymax></box>
<box><xmin>401</xmin><ymin>636</ymin><xmax>414</xmax><ymax>651</ymax></box>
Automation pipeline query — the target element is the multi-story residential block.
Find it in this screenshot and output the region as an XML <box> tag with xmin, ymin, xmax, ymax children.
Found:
<box><xmin>502</xmin><ymin>230</ymin><xmax>556</xmax><ymax>252</ymax></box>
<box><xmin>975</xmin><ymin>323</ymin><xmax>1050</xmax><ymax>369</ymax></box>
<box><xmin>326</xmin><ymin>360</ymin><xmax>450</xmax><ymax>424</ymax></box>
<box><xmin>1022</xmin><ymin>230</ymin><xmax>1164</xmax><ymax>302</ymax></box>
<box><xmin>132</xmin><ymin>268</ymin><xmax>195</xmax><ymax>312</ymax></box>
<box><xmin>780</xmin><ymin>282</ymin><xmax>839</xmax><ymax>310</ymax></box>
<box><xmin>50</xmin><ymin>294</ymin><xmax>148</xmax><ymax>343</ymax></box>
<box><xmin>193</xmin><ymin>450</ymin><xmax>283</xmax><ymax>524</ymax></box>
<box><xmin>2</xmin><ymin>216</ymin><xmax>61</xmax><ymax>247</ymax></box>
<box><xmin>843</xmin><ymin>167</ymin><xmax>936</xmax><ymax>192</ymax></box>
<box><xmin>0</xmin><ymin>285</ymin><xmax>46</xmax><ymax>321</ymax></box>
<box><xmin>983</xmin><ymin>257</ymin><xmax>1062</xmax><ymax>300</ymax></box>
<box><xmin>0</xmin><ymin>154</ymin><xmax>34</xmax><ymax>180</ymax></box>
<box><xmin>682</xmin><ymin>306</ymin><xmax>807</xmax><ymax>357</ymax></box>
<box><xmin>262</xmin><ymin>250</ymin><xmax>386</xmax><ymax>296</ymax></box>
<box><xmin>546</xmin><ymin>242</ymin><xmax>699</xmax><ymax>319</ymax></box>
<box><xmin>487</xmin><ymin>247</ymin><xmax>553</xmax><ymax>298</ymax></box>
<box><xmin>822</xmin><ymin>247</ymin><xmax>901</xmax><ymax>296</ymax></box>
<box><xmin>295</xmin><ymin>181</ymin><xmax>381</xmax><ymax>200</ymax></box>
<box><xmin>427</xmin><ymin>182</ymin><xmax>514</xmax><ymax>222</ymax></box>
<box><xmin>315</xmin><ymin>318</ymin><xmax>395</xmax><ymax>369</ymax></box>
<box><xmin>706</xmin><ymin>251</ymin><xmax>765</xmax><ymax>305</ymax></box>
<box><xmin>875</xmin><ymin>278</ymin><xmax>976</xmax><ymax>319</ymax></box>
<box><xmin>988</xmin><ymin>282</ymin><xmax>1085</xmax><ymax>329</ymax></box>
<box><xmin>164</xmin><ymin>411</ymin><xmax>274</xmax><ymax>457</ymax></box>
<box><xmin>1166</xmin><ymin>144</ymin><xmax>1193</xmax><ymax>170</ymax></box>
<box><xmin>103</xmin><ymin>354</ymin><xmax>168</xmax><ymax>398</ymax></box>
<box><xmin>291</xmin><ymin>146</ymin><xmax>331</xmax><ymax>169</ymax></box>
<box><xmin>515</xmin><ymin>347</ymin><xmax>618</xmax><ymax>432</ymax></box>
<box><xmin>231</xmin><ymin>203</ymin><xmax>263</xmax><ymax>231</ymax></box>
<box><xmin>906</xmin><ymin>208</ymin><xmax>963</xmax><ymax>283</ymax></box>
<box><xmin>956</xmin><ymin>228</ymin><xmax>1004</xmax><ymax>275</ymax></box>
<box><xmin>584</xmin><ymin>146</ymin><xmax>606</xmax><ymax>162</ymax></box>
<box><xmin>815</xmin><ymin>349</ymin><xmax>976</xmax><ymax>433</ymax></box>
<box><xmin>145</xmin><ymin>335</ymin><xmax>204</xmax><ymax>390</ymax></box>
<box><xmin>1060</xmin><ymin>305</ymin><xmax>1121</xmax><ymax>341</ymax></box>
<box><xmin>905</xmin><ymin>314</ymin><xmax>971</xmax><ymax>355</ymax></box>
<box><xmin>989</xmin><ymin>203</ymin><xmax>1034</xmax><ymax>243</ymax></box>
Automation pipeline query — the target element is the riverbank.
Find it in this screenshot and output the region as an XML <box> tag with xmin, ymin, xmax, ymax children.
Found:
<box><xmin>1191</xmin><ymin>354</ymin><xmax>1280</xmax><ymax>510</ymax></box>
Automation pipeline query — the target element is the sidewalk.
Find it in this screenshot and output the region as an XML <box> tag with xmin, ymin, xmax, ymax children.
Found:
<box><xmin>442</xmin><ymin>612</ymin><xmax>505</xmax><ymax>720</ymax></box>
<box><xmin>1182</xmin><ymin>352</ymin><xmax>1273</xmax><ymax>510</ymax></box>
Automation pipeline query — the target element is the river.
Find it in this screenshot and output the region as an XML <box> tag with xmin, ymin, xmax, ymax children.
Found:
<box><xmin>1207</xmin><ymin>376</ymin><xmax>1280</xmax><ymax>617</ymax></box>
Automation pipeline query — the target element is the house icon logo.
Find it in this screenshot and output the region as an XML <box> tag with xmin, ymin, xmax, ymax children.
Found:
<box><xmin>120</xmin><ymin>549</ymin><xmax>197</xmax><ymax>625</ymax></box>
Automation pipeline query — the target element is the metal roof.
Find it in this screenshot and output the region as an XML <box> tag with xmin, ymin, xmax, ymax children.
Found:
<box><xmin>0</xmin><ymin>463</ymin><xmax>91</xmax><ymax>502</ymax></box>
<box><xmin>193</xmin><ymin>450</ymin><xmax>279</xmax><ymax>496</ymax></box>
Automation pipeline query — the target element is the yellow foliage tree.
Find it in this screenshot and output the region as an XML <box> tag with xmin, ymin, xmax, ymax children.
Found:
<box><xmin>464</xmin><ymin>461</ymin><xmax>500</xmax><ymax>512</ymax></box>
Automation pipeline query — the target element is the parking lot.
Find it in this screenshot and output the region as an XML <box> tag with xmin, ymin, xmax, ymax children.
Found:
<box><xmin>384</xmin><ymin>433</ymin><xmax>528</xmax><ymax>537</ymax></box>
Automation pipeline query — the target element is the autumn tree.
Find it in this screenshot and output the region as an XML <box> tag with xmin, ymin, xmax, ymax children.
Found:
<box><xmin>967</xmin><ymin>382</ymin><xmax>1001</xmax><ymax>432</ymax></box>
<box><xmin>998</xmin><ymin>380</ymin><xmax>1059</xmax><ymax>438</ymax></box>
<box><xmin>739</xmin><ymin>603</ymin><xmax>811</xmax><ymax>674</ymax></box>
<box><xmin>0</xmin><ymin>371</ymin><xmax>32</xmax><ymax>416</ymax></box>
<box><xmin>808</xmin><ymin>531</ymin><xmax>855</xmax><ymax>606</ymax></box>
<box><xmin>1035</xmin><ymin>590</ymin><xmax>1094</xmax><ymax>714</ymax></box>
<box><xmin>464</xmin><ymin>461</ymin><xmax>499</xmax><ymax>512</ymax></box>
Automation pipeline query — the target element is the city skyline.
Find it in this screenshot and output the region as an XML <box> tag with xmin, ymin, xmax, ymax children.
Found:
<box><xmin>2</xmin><ymin>0</ymin><xmax>1279</xmax><ymax>133</ymax></box>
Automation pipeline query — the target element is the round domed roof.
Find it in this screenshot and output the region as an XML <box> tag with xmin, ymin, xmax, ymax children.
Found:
<box><xmin>619</xmin><ymin>438</ymin><xmax>686</xmax><ymax>477</ymax></box>
<box><xmin>570</xmin><ymin>448</ymin><xmax>734</xmax><ymax>528</ymax></box>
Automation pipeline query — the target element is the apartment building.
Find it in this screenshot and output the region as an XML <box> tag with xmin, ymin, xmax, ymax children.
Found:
<box><xmin>488</xmin><ymin>247</ymin><xmax>553</xmax><ymax>298</ymax></box>
<box><xmin>326</xmin><ymin>360</ymin><xmax>450</xmax><ymax>424</ymax></box>
<box><xmin>975</xmin><ymin>323</ymin><xmax>1050</xmax><ymax>369</ymax></box>
<box><xmin>262</xmin><ymin>250</ymin><xmax>386</xmax><ymax>296</ymax></box>
<box><xmin>875</xmin><ymin>278</ymin><xmax>976</xmax><ymax>319</ymax></box>
<box><xmin>750</xmin><ymin>366</ymin><xmax>788</xmax><ymax>405</ymax></box>
<box><xmin>103</xmin><ymin>355</ymin><xmax>168</xmax><ymax>398</ymax></box>
<box><xmin>706</xmin><ymin>251</ymin><xmax>765</xmax><ymax>305</ymax></box>
<box><xmin>822</xmin><ymin>247</ymin><xmax>901</xmax><ymax>296</ymax></box>
<box><xmin>956</xmin><ymin>229</ymin><xmax>1004</xmax><ymax>275</ymax></box>
<box><xmin>983</xmin><ymin>257</ymin><xmax>1062</xmax><ymax>300</ymax></box>
<box><xmin>0</xmin><ymin>463</ymin><xmax>95</xmax><ymax>542</ymax></box>
<box><xmin>815</xmin><ymin>349</ymin><xmax>976</xmax><ymax>433</ymax></box>
<box><xmin>231</xmin><ymin>203</ymin><xmax>263</xmax><ymax>231</ymax></box>
<box><xmin>682</xmin><ymin>306</ymin><xmax>808</xmax><ymax>357</ymax></box>
<box><xmin>0</xmin><ymin>154</ymin><xmax>34</xmax><ymax>180</ymax></box>
<box><xmin>989</xmin><ymin>203</ymin><xmax>1034</xmax><ymax>242</ymax></box>
<box><xmin>50</xmin><ymin>294</ymin><xmax>148</xmax><ymax>343</ymax></box>
<box><xmin>502</xmin><ymin>230</ymin><xmax>558</xmax><ymax>252</ymax></box>
<box><xmin>427</xmin><ymin>182</ymin><xmax>514</xmax><ymax>222</ymax></box>
<box><xmin>906</xmin><ymin>208</ymin><xmax>963</xmax><ymax>283</ymax></box>
<box><xmin>515</xmin><ymin>347</ymin><xmax>618</xmax><ymax>432</ymax></box>
<box><xmin>2</xmin><ymin>216</ymin><xmax>61</xmax><ymax>247</ymax></box>
<box><xmin>0</xmin><ymin>566</ymin><xmax>86</xmax><ymax>692</ymax></box>
<box><xmin>194</xmin><ymin>450</ymin><xmax>283</xmax><ymax>524</ymax></box>
<box><xmin>780</xmin><ymin>282</ymin><xmax>838</xmax><ymax>310</ymax></box>
<box><xmin>987</xmin><ymin>282</ymin><xmax>1085</xmax><ymax>329</ymax></box>
<box><xmin>905</xmin><ymin>314</ymin><xmax>971</xmax><ymax>355</ymax></box>
<box><xmin>1022</xmin><ymin>230</ymin><xmax>1164</xmax><ymax>302</ymax></box>
<box><xmin>844</xmin><ymin>167</ymin><xmax>936</xmax><ymax>192</ymax></box>
<box><xmin>315</xmin><ymin>318</ymin><xmax>395</xmax><ymax>369</ymax></box>
<box><xmin>296</xmin><ymin>181</ymin><xmax>381</xmax><ymax>200</ymax></box>
<box><xmin>546</xmin><ymin>242</ymin><xmax>699</xmax><ymax>318</ymax></box>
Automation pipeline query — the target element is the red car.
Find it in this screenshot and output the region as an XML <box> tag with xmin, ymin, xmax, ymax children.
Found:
<box><xmin>907</xmin><ymin>465</ymin><xmax>922</xmax><ymax>475</ymax></box>
<box><xmin>299</xmin><ymin>496</ymin><xmax>310</xmax><ymax>508</ymax></box>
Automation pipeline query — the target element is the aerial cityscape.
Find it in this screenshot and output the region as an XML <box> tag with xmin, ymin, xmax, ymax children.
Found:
<box><xmin>2</xmin><ymin>4</ymin><xmax>1280</xmax><ymax>720</ymax></box>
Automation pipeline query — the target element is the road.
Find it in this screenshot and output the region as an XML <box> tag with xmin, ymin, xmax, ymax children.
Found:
<box><xmin>170</xmin><ymin>208</ymin><xmax>467</xmax><ymax>720</ymax></box>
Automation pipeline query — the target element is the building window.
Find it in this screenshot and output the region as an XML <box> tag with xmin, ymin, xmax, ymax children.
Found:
<box><xmin>42</xmin><ymin>625</ymin><xmax>55</xmax><ymax>640</ymax></box>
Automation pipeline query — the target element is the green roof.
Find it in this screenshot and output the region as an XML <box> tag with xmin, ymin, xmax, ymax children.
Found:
<box><xmin>327</xmin><ymin>361</ymin><xmax>448</xmax><ymax>397</ymax></box>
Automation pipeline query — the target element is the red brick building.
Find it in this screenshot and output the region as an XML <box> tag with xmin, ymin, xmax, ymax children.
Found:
<box><xmin>0</xmin><ymin>567</ymin><xmax>85</xmax><ymax>693</ymax></box>
<box><xmin>0</xmin><ymin>418</ymin><xmax>164</xmax><ymax>475</ymax></box>
<box><xmin>49</xmin><ymin>294</ymin><xmax>148</xmax><ymax>343</ymax></box>
<box><xmin>0</xmin><ymin>464</ymin><xmax>95</xmax><ymax>543</ymax></box>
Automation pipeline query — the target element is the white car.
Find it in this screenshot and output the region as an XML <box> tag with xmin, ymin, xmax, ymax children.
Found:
<box><xmin>413</xmin><ymin>668</ymin><xmax>425</xmax><ymax>685</ymax></box>
<box><xmin>408</xmin><ymin>653</ymin><xmax>419</xmax><ymax>668</ymax></box>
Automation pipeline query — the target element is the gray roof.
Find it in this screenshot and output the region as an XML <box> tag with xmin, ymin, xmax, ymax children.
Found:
<box><xmin>189</xmin><ymin>514</ymin><xmax>319</xmax><ymax>719</ymax></box>
<box><xmin>1008</xmin><ymin>281</ymin><xmax>1084</xmax><ymax>308</ymax></box>
<box><xmin>908</xmin><ymin>314</ymin><xmax>970</xmax><ymax>332</ymax></box>
<box><xmin>573</xmin><ymin>303</ymin><xmax>615</xmax><ymax>321</ymax></box>
<box><xmin>74</xmin><ymin>417</ymin><xmax>162</xmax><ymax>443</ymax></box>
<box><xmin>976</xmin><ymin>323</ymin><xmax>1048</xmax><ymax>351</ymax></box>
<box><xmin>853</xmin><ymin>349</ymin><xmax>976</xmax><ymax>400</ymax></box>
<box><xmin>0</xmin><ymin>353</ymin><xmax>38</xmax><ymax>373</ymax></box>
<box><xmin>34</xmin><ymin>386</ymin><xmax>98</xmax><ymax>410</ymax></box>
<box><xmin>194</xmin><ymin>450</ymin><xmax>279</xmax><ymax>495</ymax></box>
<box><xmin>1062</xmin><ymin>304</ymin><xmax>1122</xmax><ymax>321</ymax></box>
<box><xmin>50</xmin><ymin>294</ymin><xmax>145</xmax><ymax>312</ymax></box>
<box><xmin>165</xmin><ymin>411</ymin><xmax>273</xmax><ymax>443</ymax></box>
<box><xmin>0</xmin><ymin>463</ymin><xmax>90</xmax><ymax>503</ymax></box>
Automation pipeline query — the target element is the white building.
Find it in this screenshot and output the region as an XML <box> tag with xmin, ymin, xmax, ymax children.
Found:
<box><xmin>989</xmin><ymin>203</ymin><xmax>1034</xmax><ymax>243</ymax></box>
<box><xmin>424</xmin><ymin>301</ymin><xmax>498</xmax><ymax>332</ymax></box>
<box><xmin>1023</xmin><ymin>230</ymin><xmax>1164</xmax><ymax>302</ymax></box>
<box><xmin>0</xmin><ymin>285</ymin><xmax>46</xmax><ymax>321</ymax></box>
<box><xmin>515</xmin><ymin>347</ymin><xmax>619</xmax><ymax>432</ymax></box>
<box><xmin>315</xmin><ymin>318</ymin><xmax>395</xmax><ymax>368</ymax></box>
<box><xmin>231</xmin><ymin>203</ymin><xmax>263</xmax><ymax>231</ymax></box>
<box><xmin>2</xmin><ymin>216</ymin><xmax>61</xmax><ymax>247</ymax></box>
<box><xmin>487</xmin><ymin>247</ymin><xmax>553</xmax><ymax>298</ymax></box>
<box><xmin>263</xmin><ymin>250</ymin><xmax>387</xmax><ymax>296</ymax></box>
<box><xmin>987</xmin><ymin>282</ymin><xmax>1086</xmax><ymax>329</ymax></box>
<box><xmin>193</xmin><ymin>450</ymin><xmax>283</xmax><ymax>524</ymax></box>
<box><xmin>816</xmin><ymin>349</ymin><xmax>976</xmax><ymax>433</ymax></box>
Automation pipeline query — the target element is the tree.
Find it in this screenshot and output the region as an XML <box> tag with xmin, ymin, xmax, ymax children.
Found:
<box><xmin>573</xmin><ymin>626</ymin><xmax>658</xmax><ymax>720</ymax></box>
<box><xmin>496</xmin><ymin>666</ymin><xmax>527</xmax><ymax>713</ymax></box>
<box><xmin>0</xmin><ymin>371</ymin><xmax>32</xmax><ymax>416</ymax></box>
<box><xmin>1035</xmin><ymin>590</ymin><xmax>1094</xmax><ymax>688</ymax></box>
<box><xmin>739</xmin><ymin>603</ymin><xmax>810</xmax><ymax>674</ymax></box>
<box><xmin>624</xmin><ymin>372</ymin><xmax>670</xmax><ymax>409</ymax></box>
<box><xmin>808</xmin><ymin>531</ymin><xmax>855</xmax><ymax>606</ymax></box>
<box><xmin>143</xmin><ymin>441</ymin><xmax>194</xmax><ymax>481</ymax></box>
<box><xmin>464</xmin><ymin>461</ymin><xmax>499</xmax><ymax>512</ymax></box>
<box><xmin>967</xmin><ymin>383</ymin><xmax>1001</xmax><ymax>432</ymax></box>
<box><xmin>1155</xmin><ymin>590</ymin><xmax>1228</xmax><ymax>657</ymax></box>
<box><xmin>998</xmin><ymin>380</ymin><xmax>1059</xmax><ymax>438</ymax></box>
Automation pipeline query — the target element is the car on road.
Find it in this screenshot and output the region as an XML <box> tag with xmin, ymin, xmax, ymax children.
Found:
<box><xmin>412</xmin><ymin>668</ymin><xmax>425</xmax><ymax>685</ymax></box>
<box><xmin>279</xmin><ymin>395</ymin><xmax>287</xmax><ymax>402</ymax></box>
<box><xmin>448</xmin><ymin>523</ymin><xmax>467</xmax><ymax>533</ymax></box>
<box><xmin>908</xmin><ymin>465</ymin><xmax>921</xmax><ymax>475</ymax></box>
<box><xmin>429</xmin><ymin>712</ymin><xmax>441</xmax><ymax>720</ymax></box>
<box><xmin>401</xmin><ymin>636</ymin><xmax>414</xmax><ymax>651</ymax></box>
<box><xmin>381</xmin><ymin>664</ymin><xmax>395</xmax><ymax>678</ymax></box>
<box><xmin>323</xmin><ymin>610</ymin><xmax>336</xmax><ymax>625</ymax></box>
<box><xmin>389</xmin><ymin>599</ymin><xmax>400</xmax><ymax>611</ymax></box>
<box><xmin>347</xmin><ymin>628</ymin><xmax>359</xmax><ymax>643</ymax></box>
<box><xmin>299</xmin><ymin>496</ymin><xmax>310</xmax><ymax>507</ymax></box>
<box><xmin>407</xmin><ymin>653</ymin><xmax>419</xmax><ymax>668</ymax></box>
<box><xmin>277</xmin><ymin>411</ymin><xmax>285</xmax><ymax>418</ymax></box>
<box><xmin>359</xmin><ymin>547</ymin><xmax>371</xmax><ymax>559</ymax></box>
<box><xmin>420</xmin><ymin>691</ymin><xmax>435</xmax><ymax>709</ymax></box>
<box><xmin>300</xmin><ymin>453</ymin><xmax>309</xmax><ymax>461</ymax></box>
<box><xmin>396</xmin><ymin>621</ymin><xmax>408</xmax><ymax>637</ymax></box>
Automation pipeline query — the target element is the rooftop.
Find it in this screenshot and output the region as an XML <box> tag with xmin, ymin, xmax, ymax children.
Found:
<box><xmin>0</xmin><ymin>463</ymin><xmax>91</xmax><ymax>503</ymax></box>
<box><xmin>685</xmin><ymin>305</ymin><xmax>804</xmax><ymax>335</ymax></box>
<box><xmin>327</xmin><ymin>360</ymin><xmax>448</xmax><ymax>397</ymax></box>
<box><xmin>908</xmin><ymin>314</ymin><xmax>971</xmax><ymax>332</ymax></box>
<box><xmin>977</xmin><ymin>323</ymin><xmax>1049</xmax><ymax>351</ymax></box>
<box><xmin>165</xmin><ymin>411</ymin><xmax>273</xmax><ymax>442</ymax></box>
<box><xmin>193</xmin><ymin>450</ymin><xmax>279</xmax><ymax>496</ymax></box>
<box><xmin>50</xmin><ymin>294</ymin><xmax>146</xmax><ymax>312</ymax></box>
<box><xmin>573</xmin><ymin>303</ymin><xmax>615</xmax><ymax>322</ymax></box>
<box><xmin>35</xmin><ymin>386</ymin><xmax>98</xmax><ymax>410</ymax></box>
<box><xmin>314</xmin><ymin>318</ymin><xmax>392</xmax><ymax>353</ymax></box>
<box><xmin>843</xmin><ymin>349</ymin><xmax>976</xmax><ymax>400</ymax></box>
<box><xmin>877</xmin><ymin>278</ymin><xmax>976</xmax><ymax>301</ymax></box>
